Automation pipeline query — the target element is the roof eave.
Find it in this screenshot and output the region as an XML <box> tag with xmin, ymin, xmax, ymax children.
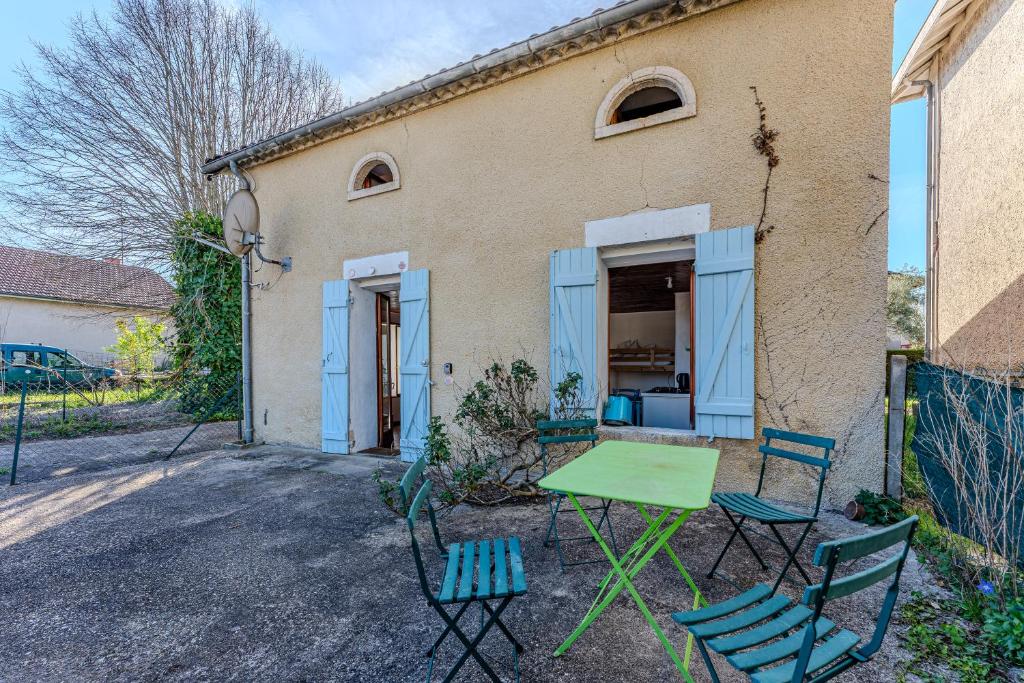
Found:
<box><xmin>891</xmin><ymin>0</ymin><xmax>976</xmax><ymax>104</ymax></box>
<box><xmin>0</xmin><ymin>290</ymin><xmax>173</xmax><ymax>312</ymax></box>
<box><xmin>201</xmin><ymin>0</ymin><xmax>744</xmax><ymax>176</ymax></box>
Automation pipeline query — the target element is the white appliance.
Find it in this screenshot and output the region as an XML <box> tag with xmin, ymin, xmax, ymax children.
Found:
<box><xmin>641</xmin><ymin>392</ymin><xmax>691</xmax><ymax>430</ymax></box>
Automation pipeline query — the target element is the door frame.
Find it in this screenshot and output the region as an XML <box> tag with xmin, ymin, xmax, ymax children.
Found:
<box><xmin>598</xmin><ymin>238</ymin><xmax>698</xmax><ymax>434</ymax></box>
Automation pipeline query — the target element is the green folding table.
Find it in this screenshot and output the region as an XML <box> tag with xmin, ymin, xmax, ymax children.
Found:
<box><xmin>538</xmin><ymin>440</ymin><xmax>720</xmax><ymax>681</ymax></box>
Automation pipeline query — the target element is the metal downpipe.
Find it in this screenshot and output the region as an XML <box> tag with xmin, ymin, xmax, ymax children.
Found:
<box><xmin>230</xmin><ymin>161</ymin><xmax>255</xmax><ymax>444</ymax></box>
<box><xmin>912</xmin><ymin>79</ymin><xmax>936</xmax><ymax>359</ymax></box>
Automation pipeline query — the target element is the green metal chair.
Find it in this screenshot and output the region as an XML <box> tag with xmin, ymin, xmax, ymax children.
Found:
<box><xmin>537</xmin><ymin>418</ymin><xmax>619</xmax><ymax>570</ymax></box>
<box><xmin>708</xmin><ymin>428</ymin><xmax>835</xmax><ymax>592</ymax></box>
<box><xmin>398</xmin><ymin>456</ymin><xmax>448</xmax><ymax>557</ymax></box>
<box><xmin>674</xmin><ymin>515</ymin><xmax>919</xmax><ymax>682</ymax></box>
<box><xmin>402</xmin><ymin>463</ymin><xmax>527</xmax><ymax>682</ymax></box>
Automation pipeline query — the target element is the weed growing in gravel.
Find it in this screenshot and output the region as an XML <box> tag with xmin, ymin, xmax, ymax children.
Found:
<box><xmin>897</xmin><ymin>592</ymin><xmax>1003</xmax><ymax>682</ymax></box>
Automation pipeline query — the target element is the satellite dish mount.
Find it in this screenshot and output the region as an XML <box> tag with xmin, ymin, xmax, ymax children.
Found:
<box><xmin>222</xmin><ymin>161</ymin><xmax>291</xmax><ymax>272</ymax></box>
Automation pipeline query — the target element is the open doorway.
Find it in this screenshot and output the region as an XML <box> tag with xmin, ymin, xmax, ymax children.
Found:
<box><xmin>605</xmin><ymin>260</ymin><xmax>694</xmax><ymax>430</ymax></box>
<box><xmin>371</xmin><ymin>291</ymin><xmax>401</xmax><ymax>455</ymax></box>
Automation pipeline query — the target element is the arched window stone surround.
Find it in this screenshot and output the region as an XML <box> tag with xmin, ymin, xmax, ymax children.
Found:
<box><xmin>347</xmin><ymin>151</ymin><xmax>401</xmax><ymax>200</ymax></box>
<box><xmin>594</xmin><ymin>66</ymin><xmax>697</xmax><ymax>140</ymax></box>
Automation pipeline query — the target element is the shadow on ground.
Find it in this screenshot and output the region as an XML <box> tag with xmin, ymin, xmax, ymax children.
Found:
<box><xmin>0</xmin><ymin>421</ymin><xmax>238</xmax><ymax>484</ymax></box>
<box><xmin>0</xmin><ymin>446</ymin><xmax>930</xmax><ymax>681</ymax></box>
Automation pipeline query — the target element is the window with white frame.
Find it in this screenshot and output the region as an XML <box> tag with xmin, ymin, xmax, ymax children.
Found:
<box><xmin>594</xmin><ymin>66</ymin><xmax>697</xmax><ymax>140</ymax></box>
<box><xmin>348</xmin><ymin>152</ymin><xmax>401</xmax><ymax>200</ymax></box>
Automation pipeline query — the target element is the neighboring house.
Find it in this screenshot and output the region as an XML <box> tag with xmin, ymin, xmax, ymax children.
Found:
<box><xmin>0</xmin><ymin>246</ymin><xmax>175</xmax><ymax>360</ymax></box>
<box><xmin>201</xmin><ymin>0</ymin><xmax>892</xmax><ymax>503</ymax></box>
<box><xmin>892</xmin><ymin>0</ymin><xmax>1024</xmax><ymax>370</ymax></box>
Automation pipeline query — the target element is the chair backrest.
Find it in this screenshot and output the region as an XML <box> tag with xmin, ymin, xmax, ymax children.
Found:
<box><xmin>399</xmin><ymin>457</ymin><xmax>446</xmax><ymax>556</ymax></box>
<box><xmin>405</xmin><ymin>479</ymin><xmax>438</xmax><ymax>598</ymax></box>
<box><xmin>398</xmin><ymin>456</ymin><xmax>428</xmax><ymax>511</ymax></box>
<box><xmin>756</xmin><ymin>427</ymin><xmax>835</xmax><ymax>516</ymax></box>
<box><xmin>792</xmin><ymin>515</ymin><xmax>919</xmax><ymax>678</ymax></box>
<box><xmin>536</xmin><ymin>418</ymin><xmax>598</xmax><ymax>476</ymax></box>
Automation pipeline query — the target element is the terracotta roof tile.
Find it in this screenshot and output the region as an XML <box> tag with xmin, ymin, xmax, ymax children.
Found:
<box><xmin>0</xmin><ymin>245</ymin><xmax>174</xmax><ymax>310</ymax></box>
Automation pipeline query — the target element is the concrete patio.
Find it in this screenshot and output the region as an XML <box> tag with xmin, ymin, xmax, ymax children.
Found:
<box><xmin>0</xmin><ymin>446</ymin><xmax>928</xmax><ymax>681</ymax></box>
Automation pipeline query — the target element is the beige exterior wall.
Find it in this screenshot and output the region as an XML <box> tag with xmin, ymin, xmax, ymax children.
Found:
<box><xmin>243</xmin><ymin>0</ymin><xmax>892</xmax><ymax>504</ymax></box>
<box><xmin>0</xmin><ymin>296</ymin><xmax>169</xmax><ymax>361</ymax></box>
<box><xmin>933</xmin><ymin>0</ymin><xmax>1024</xmax><ymax>369</ymax></box>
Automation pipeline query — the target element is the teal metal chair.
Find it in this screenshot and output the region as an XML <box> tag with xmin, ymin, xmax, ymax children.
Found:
<box><xmin>398</xmin><ymin>456</ymin><xmax>448</xmax><ymax>557</ymax></box>
<box><xmin>537</xmin><ymin>418</ymin><xmax>618</xmax><ymax>570</ymax></box>
<box><xmin>401</xmin><ymin>461</ymin><xmax>527</xmax><ymax>682</ymax></box>
<box><xmin>708</xmin><ymin>428</ymin><xmax>835</xmax><ymax>592</ymax></box>
<box><xmin>675</xmin><ymin>515</ymin><xmax>918</xmax><ymax>682</ymax></box>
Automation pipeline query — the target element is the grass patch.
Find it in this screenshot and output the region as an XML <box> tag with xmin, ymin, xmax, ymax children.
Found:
<box><xmin>898</xmin><ymin>593</ymin><xmax>1004</xmax><ymax>683</ymax></box>
<box><xmin>0</xmin><ymin>414</ymin><xmax>118</xmax><ymax>441</ymax></box>
<box><xmin>0</xmin><ymin>384</ymin><xmax>169</xmax><ymax>409</ymax></box>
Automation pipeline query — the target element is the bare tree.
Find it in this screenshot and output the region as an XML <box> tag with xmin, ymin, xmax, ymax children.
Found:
<box><xmin>914</xmin><ymin>359</ymin><xmax>1024</xmax><ymax>602</ymax></box>
<box><xmin>887</xmin><ymin>265</ymin><xmax>925</xmax><ymax>347</ymax></box>
<box><xmin>0</xmin><ymin>0</ymin><xmax>343</xmax><ymax>266</ymax></box>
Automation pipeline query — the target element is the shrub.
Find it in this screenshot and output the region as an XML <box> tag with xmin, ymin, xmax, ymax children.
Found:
<box><xmin>983</xmin><ymin>599</ymin><xmax>1024</xmax><ymax>665</ymax></box>
<box><xmin>376</xmin><ymin>355</ymin><xmax>589</xmax><ymax>509</ymax></box>
<box><xmin>169</xmin><ymin>212</ymin><xmax>241</xmax><ymax>418</ymax></box>
<box><xmin>854</xmin><ymin>489</ymin><xmax>907</xmax><ymax>526</ymax></box>
<box><xmin>372</xmin><ymin>469</ymin><xmax>401</xmax><ymax>515</ymax></box>
<box><xmin>107</xmin><ymin>315</ymin><xmax>166</xmax><ymax>376</ymax></box>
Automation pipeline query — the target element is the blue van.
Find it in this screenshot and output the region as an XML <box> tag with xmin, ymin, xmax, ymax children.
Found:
<box><xmin>0</xmin><ymin>343</ymin><xmax>117</xmax><ymax>386</ymax></box>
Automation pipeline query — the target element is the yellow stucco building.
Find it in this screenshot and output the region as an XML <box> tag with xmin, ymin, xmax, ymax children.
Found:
<box><xmin>892</xmin><ymin>0</ymin><xmax>1024</xmax><ymax>371</ymax></box>
<box><xmin>203</xmin><ymin>0</ymin><xmax>893</xmax><ymax>504</ymax></box>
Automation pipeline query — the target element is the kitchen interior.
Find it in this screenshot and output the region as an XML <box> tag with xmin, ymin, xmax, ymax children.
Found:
<box><xmin>604</xmin><ymin>260</ymin><xmax>693</xmax><ymax>431</ymax></box>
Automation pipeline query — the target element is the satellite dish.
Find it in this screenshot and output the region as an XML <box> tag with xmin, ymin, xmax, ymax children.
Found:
<box><xmin>223</xmin><ymin>189</ymin><xmax>259</xmax><ymax>257</ymax></box>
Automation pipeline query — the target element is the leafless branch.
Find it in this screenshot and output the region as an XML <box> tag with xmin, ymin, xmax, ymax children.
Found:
<box><xmin>0</xmin><ymin>0</ymin><xmax>344</xmax><ymax>269</ymax></box>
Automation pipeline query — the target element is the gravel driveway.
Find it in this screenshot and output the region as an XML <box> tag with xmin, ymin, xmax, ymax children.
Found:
<box><xmin>0</xmin><ymin>446</ymin><xmax>931</xmax><ymax>681</ymax></box>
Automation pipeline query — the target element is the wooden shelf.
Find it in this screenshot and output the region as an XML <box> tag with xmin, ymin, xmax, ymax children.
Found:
<box><xmin>609</xmin><ymin>347</ymin><xmax>675</xmax><ymax>374</ymax></box>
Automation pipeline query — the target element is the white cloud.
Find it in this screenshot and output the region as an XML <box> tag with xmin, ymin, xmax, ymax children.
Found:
<box><xmin>254</xmin><ymin>0</ymin><xmax>601</xmax><ymax>103</ymax></box>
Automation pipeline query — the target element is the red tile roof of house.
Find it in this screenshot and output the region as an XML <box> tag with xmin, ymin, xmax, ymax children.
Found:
<box><xmin>0</xmin><ymin>245</ymin><xmax>175</xmax><ymax>310</ymax></box>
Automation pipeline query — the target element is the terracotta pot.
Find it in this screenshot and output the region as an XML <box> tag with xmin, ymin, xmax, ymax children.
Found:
<box><xmin>844</xmin><ymin>501</ymin><xmax>866</xmax><ymax>521</ymax></box>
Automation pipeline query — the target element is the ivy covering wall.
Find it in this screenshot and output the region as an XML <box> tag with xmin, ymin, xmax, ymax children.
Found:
<box><xmin>169</xmin><ymin>212</ymin><xmax>241</xmax><ymax>414</ymax></box>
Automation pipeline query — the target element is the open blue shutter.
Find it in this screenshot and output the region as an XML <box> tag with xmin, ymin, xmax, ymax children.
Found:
<box><xmin>399</xmin><ymin>269</ymin><xmax>430</xmax><ymax>463</ymax></box>
<box><xmin>550</xmin><ymin>248</ymin><xmax>598</xmax><ymax>416</ymax></box>
<box><xmin>695</xmin><ymin>225</ymin><xmax>755</xmax><ymax>439</ymax></box>
<box><xmin>322</xmin><ymin>280</ymin><xmax>350</xmax><ymax>454</ymax></box>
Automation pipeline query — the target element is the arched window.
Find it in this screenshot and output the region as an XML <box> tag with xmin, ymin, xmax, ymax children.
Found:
<box><xmin>348</xmin><ymin>152</ymin><xmax>401</xmax><ymax>200</ymax></box>
<box><xmin>595</xmin><ymin>67</ymin><xmax>697</xmax><ymax>140</ymax></box>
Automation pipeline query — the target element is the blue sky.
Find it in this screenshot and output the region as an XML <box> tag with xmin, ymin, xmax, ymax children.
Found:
<box><xmin>1</xmin><ymin>0</ymin><xmax>936</xmax><ymax>269</ymax></box>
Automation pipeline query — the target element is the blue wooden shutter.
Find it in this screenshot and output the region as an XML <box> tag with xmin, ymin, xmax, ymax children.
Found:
<box><xmin>550</xmin><ymin>248</ymin><xmax>599</xmax><ymax>415</ymax></box>
<box><xmin>399</xmin><ymin>269</ymin><xmax>430</xmax><ymax>463</ymax></box>
<box><xmin>322</xmin><ymin>280</ymin><xmax>350</xmax><ymax>454</ymax></box>
<box><xmin>694</xmin><ymin>225</ymin><xmax>755</xmax><ymax>439</ymax></box>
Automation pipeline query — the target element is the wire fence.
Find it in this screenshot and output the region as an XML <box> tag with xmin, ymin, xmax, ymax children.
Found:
<box><xmin>0</xmin><ymin>348</ymin><xmax>240</xmax><ymax>485</ymax></box>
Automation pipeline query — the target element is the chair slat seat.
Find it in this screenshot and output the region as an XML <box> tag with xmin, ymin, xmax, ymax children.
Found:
<box><xmin>749</xmin><ymin>630</ymin><xmax>861</xmax><ymax>683</ymax></box>
<box><xmin>437</xmin><ymin>542</ymin><xmax>463</xmax><ymax>603</ymax></box>
<box><xmin>672</xmin><ymin>583</ymin><xmax>773</xmax><ymax>626</ymax></box>
<box><xmin>493</xmin><ymin>538</ymin><xmax>509</xmax><ymax>597</ymax></box>
<box><xmin>710</xmin><ymin>605</ymin><xmax>815</xmax><ymax>654</ymax></box>
<box><xmin>477</xmin><ymin>540</ymin><xmax>492</xmax><ymax>600</ymax></box>
<box><xmin>678</xmin><ymin>514</ymin><xmax>919</xmax><ymax>683</ymax></box>
<box><xmin>688</xmin><ymin>595</ymin><xmax>793</xmax><ymax>639</ymax></box>
<box><xmin>509</xmin><ymin>537</ymin><xmax>527</xmax><ymax>594</ymax></box>
<box><xmin>457</xmin><ymin>541</ymin><xmax>476</xmax><ymax>602</ymax></box>
<box><xmin>712</xmin><ymin>492</ymin><xmax>816</xmax><ymax>524</ymax></box>
<box><xmin>437</xmin><ymin>537</ymin><xmax>527</xmax><ymax>604</ymax></box>
<box><xmin>404</xmin><ymin>464</ymin><xmax>527</xmax><ymax>682</ymax></box>
<box><xmin>726</xmin><ymin>616</ymin><xmax>835</xmax><ymax>670</ymax></box>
